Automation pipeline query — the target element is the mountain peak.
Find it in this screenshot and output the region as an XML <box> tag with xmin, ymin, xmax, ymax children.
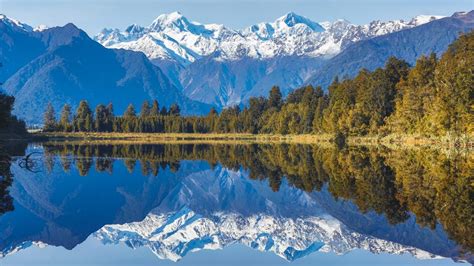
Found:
<box><xmin>275</xmin><ymin>12</ymin><xmax>324</xmax><ymax>32</ymax></box>
<box><xmin>0</xmin><ymin>14</ymin><xmax>33</xmax><ymax>32</ymax></box>
<box><xmin>409</xmin><ymin>15</ymin><xmax>445</xmax><ymax>26</ymax></box>
<box><xmin>149</xmin><ymin>11</ymin><xmax>192</xmax><ymax>31</ymax></box>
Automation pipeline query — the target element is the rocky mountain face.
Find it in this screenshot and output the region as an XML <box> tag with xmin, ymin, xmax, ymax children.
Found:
<box><xmin>0</xmin><ymin>15</ymin><xmax>211</xmax><ymax>125</ymax></box>
<box><xmin>94</xmin><ymin>12</ymin><xmax>446</xmax><ymax>107</ymax></box>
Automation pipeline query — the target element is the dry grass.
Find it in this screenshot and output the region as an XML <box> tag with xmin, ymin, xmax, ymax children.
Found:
<box><xmin>33</xmin><ymin>132</ymin><xmax>473</xmax><ymax>152</ymax></box>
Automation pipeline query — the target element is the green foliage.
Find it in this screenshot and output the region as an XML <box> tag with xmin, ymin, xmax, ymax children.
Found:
<box><xmin>59</xmin><ymin>104</ymin><xmax>73</xmax><ymax>132</ymax></box>
<box><xmin>73</xmin><ymin>100</ymin><xmax>93</xmax><ymax>132</ymax></box>
<box><xmin>43</xmin><ymin>103</ymin><xmax>57</xmax><ymax>132</ymax></box>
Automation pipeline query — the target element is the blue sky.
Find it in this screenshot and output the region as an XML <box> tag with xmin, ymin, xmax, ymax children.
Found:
<box><xmin>1</xmin><ymin>0</ymin><xmax>473</xmax><ymax>34</ymax></box>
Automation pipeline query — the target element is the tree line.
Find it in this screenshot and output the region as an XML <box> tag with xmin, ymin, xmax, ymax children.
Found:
<box><xmin>44</xmin><ymin>32</ymin><xmax>473</xmax><ymax>137</ymax></box>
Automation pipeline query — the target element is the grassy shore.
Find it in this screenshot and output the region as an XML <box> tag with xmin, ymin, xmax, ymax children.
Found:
<box><xmin>33</xmin><ymin>132</ymin><xmax>473</xmax><ymax>150</ymax></box>
<box><xmin>34</xmin><ymin>132</ymin><xmax>333</xmax><ymax>144</ymax></box>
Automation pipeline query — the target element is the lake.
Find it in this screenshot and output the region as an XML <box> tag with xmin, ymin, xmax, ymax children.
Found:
<box><xmin>0</xmin><ymin>141</ymin><xmax>472</xmax><ymax>265</ymax></box>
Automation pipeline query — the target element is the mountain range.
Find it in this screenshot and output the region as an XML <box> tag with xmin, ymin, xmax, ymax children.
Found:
<box><xmin>95</xmin><ymin>11</ymin><xmax>473</xmax><ymax>107</ymax></box>
<box><xmin>0</xmin><ymin>11</ymin><xmax>473</xmax><ymax>124</ymax></box>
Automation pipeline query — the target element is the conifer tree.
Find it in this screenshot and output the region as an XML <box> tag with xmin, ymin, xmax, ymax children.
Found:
<box><xmin>105</xmin><ymin>103</ymin><xmax>114</xmax><ymax>132</ymax></box>
<box><xmin>150</xmin><ymin>100</ymin><xmax>160</xmax><ymax>117</ymax></box>
<box><xmin>124</xmin><ymin>104</ymin><xmax>136</xmax><ymax>118</ymax></box>
<box><xmin>160</xmin><ymin>106</ymin><xmax>168</xmax><ymax>116</ymax></box>
<box><xmin>268</xmin><ymin>86</ymin><xmax>283</xmax><ymax>110</ymax></box>
<box><xmin>428</xmin><ymin>32</ymin><xmax>473</xmax><ymax>136</ymax></box>
<box><xmin>74</xmin><ymin>100</ymin><xmax>93</xmax><ymax>132</ymax></box>
<box><xmin>94</xmin><ymin>104</ymin><xmax>108</xmax><ymax>132</ymax></box>
<box><xmin>43</xmin><ymin>103</ymin><xmax>57</xmax><ymax>132</ymax></box>
<box><xmin>59</xmin><ymin>104</ymin><xmax>72</xmax><ymax>132</ymax></box>
<box><xmin>140</xmin><ymin>100</ymin><xmax>151</xmax><ymax>118</ymax></box>
<box><xmin>169</xmin><ymin>104</ymin><xmax>181</xmax><ymax>116</ymax></box>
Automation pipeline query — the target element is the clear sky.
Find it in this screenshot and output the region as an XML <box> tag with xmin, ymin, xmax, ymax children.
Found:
<box><xmin>1</xmin><ymin>0</ymin><xmax>473</xmax><ymax>35</ymax></box>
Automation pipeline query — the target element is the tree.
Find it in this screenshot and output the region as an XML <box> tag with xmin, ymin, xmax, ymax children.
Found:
<box><xmin>124</xmin><ymin>104</ymin><xmax>136</xmax><ymax>118</ymax></box>
<box><xmin>0</xmin><ymin>93</ymin><xmax>14</xmax><ymax>129</ymax></box>
<box><xmin>169</xmin><ymin>103</ymin><xmax>181</xmax><ymax>116</ymax></box>
<box><xmin>150</xmin><ymin>100</ymin><xmax>160</xmax><ymax>117</ymax></box>
<box><xmin>140</xmin><ymin>100</ymin><xmax>151</xmax><ymax>118</ymax></box>
<box><xmin>43</xmin><ymin>103</ymin><xmax>57</xmax><ymax>131</ymax></box>
<box><xmin>74</xmin><ymin>100</ymin><xmax>93</xmax><ymax>132</ymax></box>
<box><xmin>94</xmin><ymin>104</ymin><xmax>108</xmax><ymax>132</ymax></box>
<box><xmin>160</xmin><ymin>106</ymin><xmax>168</xmax><ymax>116</ymax></box>
<box><xmin>105</xmin><ymin>103</ymin><xmax>114</xmax><ymax>132</ymax></box>
<box><xmin>388</xmin><ymin>54</ymin><xmax>437</xmax><ymax>134</ymax></box>
<box><xmin>268</xmin><ymin>86</ymin><xmax>283</xmax><ymax>110</ymax></box>
<box><xmin>59</xmin><ymin>104</ymin><xmax>72</xmax><ymax>132</ymax></box>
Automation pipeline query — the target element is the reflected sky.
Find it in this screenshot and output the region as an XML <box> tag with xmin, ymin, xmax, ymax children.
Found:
<box><xmin>1</xmin><ymin>238</ymin><xmax>461</xmax><ymax>266</ymax></box>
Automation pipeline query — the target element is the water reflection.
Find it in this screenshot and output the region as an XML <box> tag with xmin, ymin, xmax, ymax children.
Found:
<box><xmin>0</xmin><ymin>142</ymin><xmax>472</xmax><ymax>263</ymax></box>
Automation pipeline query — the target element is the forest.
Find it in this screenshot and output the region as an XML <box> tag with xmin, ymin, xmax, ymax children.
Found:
<box><xmin>43</xmin><ymin>32</ymin><xmax>473</xmax><ymax>138</ymax></box>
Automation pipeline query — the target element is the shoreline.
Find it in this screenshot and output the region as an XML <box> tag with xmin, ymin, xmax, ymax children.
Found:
<box><xmin>30</xmin><ymin>132</ymin><xmax>474</xmax><ymax>150</ymax></box>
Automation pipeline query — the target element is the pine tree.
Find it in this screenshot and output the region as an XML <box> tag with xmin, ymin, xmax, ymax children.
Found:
<box><xmin>169</xmin><ymin>104</ymin><xmax>181</xmax><ymax>116</ymax></box>
<box><xmin>43</xmin><ymin>103</ymin><xmax>57</xmax><ymax>132</ymax></box>
<box><xmin>74</xmin><ymin>100</ymin><xmax>93</xmax><ymax>132</ymax></box>
<box><xmin>0</xmin><ymin>93</ymin><xmax>14</xmax><ymax>129</ymax></box>
<box><xmin>94</xmin><ymin>104</ymin><xmax>108</xmax><ymax>132</ymax></box>
<box><xmin>160</xmin><ymin>106</ymin><xmax>168</xmax><ymax>116</ymax></box>
<box><xmin>105</xmin><ymin>103</ymin><xmax>114</xmax><ymax>132</ymax></box>
<box><xmin>59</xmin><ymin>104</ymin><xmax>72</xmax><ymax>132</ymax></box>
<box><xmin>124</xmin><ymin>104</ymin><xmax>136</xmax><ymax>118</ymax></box>
<box><xmin>140</xmin><ymin>100</ymin><xmax>151</xmax><ymax>118</ymax></box>
<box><xmin>150</xmin><ymin>100</ymin><xmax>160</xmax><ymax>117</ymax></box>
<box><xmin>268</xmin><ymin>86</ymin><xmax>283</xmax><ymax>110</ymax></box>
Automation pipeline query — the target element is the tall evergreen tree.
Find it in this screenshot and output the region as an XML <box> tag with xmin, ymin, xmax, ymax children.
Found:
<box><xmin>160</xmin><ymin>106</ymin><xmax>168</xmax><ymax>116</ymax></box>
<box><xmin>169</xmin><ymin>104</ymin><xmax>181</xmax><ymax>116</ymax></box>
<box><xmin>150</xmin><ymin>100</ymin><xmax>160</xmax><ymax>117</ymax></box>
<box><xmin>74</xmin><ymin>100</ymin><xmax>93</xmax><ymax>132</ymax></box>
<box><xmin>94</xmin><ymin>104</ymin><xmax>108</xmax><ymax>132</ymax></box>
<box><xmin>268</xmin><ymin>86</ymin><xmax>283</xmax><ymax>110</ymax></box>
<box><xmin>140</xmin><ymin>100</ymin><xmax>151</xmax><ymax>118</ymax></box>
<box><xmin>124</xmin><ymin>104</ymin><xmax>136</xmax><ymax>118</ymax></box>
<box><xmin>0</xmin><ymin>93</ymin><xmax>15</xmax><ymax>129</ymax></box>
<box><xmin>105</xmin><ymin>103</ymin><xmax>114</xmax><ymax>132</ymax></box>
<box><xmin>59</xmin><ymin>104</ymin><xmax>72</xmax><ymax>132</ymax></box>
<box><xmin>43</xmin><ymin>103</ymin><xmax>57</xmax><ymax>131</ymax></box>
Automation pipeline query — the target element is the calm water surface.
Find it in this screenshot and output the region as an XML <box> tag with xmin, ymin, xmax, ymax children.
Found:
<box><xmin>0</xmin><ymin>142</ymin><xmax>472</xmax><ymax>265</ymax></box>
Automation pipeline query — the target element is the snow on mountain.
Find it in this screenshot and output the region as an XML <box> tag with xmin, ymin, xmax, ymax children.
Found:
<box><xmin>0</xmin><ymin>14</ymin><xmax>33</xmax><ymax>32</ymax></box>
<box><xmin>94</xmin><ymin>208</ymin><xmax>441</xmax><ymax>262</ymax></box>
<box><xmin>94</xmin><ymin>12</ymin><xmax>444</xmax><ymax>65</ymax></box>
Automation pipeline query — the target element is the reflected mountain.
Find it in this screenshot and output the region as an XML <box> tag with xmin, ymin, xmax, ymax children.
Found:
<box><xmin>0</xmin><ymin>143</ymin><xmax>471</xmax><ymax>263</ymax></box>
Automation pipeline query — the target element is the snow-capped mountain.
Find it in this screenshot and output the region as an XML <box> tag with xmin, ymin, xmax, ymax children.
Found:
<box><xmin>93</xmin><ymin>12</ymin><xmax>446</xmax><ymax>108</ymax></box>
<box><xmin>95</xmin><ymin>12</ymin><xmax>443</xmax><ymax>64</ymax></box>
<box><xmin>95</xmin><ymin>208</ymin><xmax>441</xmax><ymax>262</ymax></box>
<box><xmin>0</xmin><ymin>14</ymin><xmax>33</xmax><ymax>32</ymax></box>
